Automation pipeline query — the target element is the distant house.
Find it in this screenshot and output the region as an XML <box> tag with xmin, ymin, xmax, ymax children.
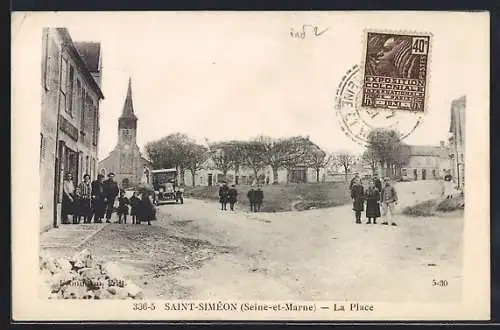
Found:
<box><xmin>449</xmin><ymin>96</ymin><xmax>466</xmax><ymax>190</ymax></box>
<box><xmin>400</xmin><ymin>142</ymin><xmax>450</xmax><ymax>181</ymax></box>
<box><xmin>183</xmin><ymin>163</ymin><xmax>327</xmax><ymax>186</ymax></box>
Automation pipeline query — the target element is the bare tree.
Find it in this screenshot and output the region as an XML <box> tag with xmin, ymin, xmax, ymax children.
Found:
<box><xmin>185</xmin><ymin>143</ymin><xmax>208</xmax><ymax>187</ymax></box>
<box><xmin>207</xmin><ymin>141</ymin><xmax>236</xmax><ymax>182</ymax></box>
<box><xmin>240</xmin><ymin>139</ymin><xmax>267</xmax><ymax>183</ymax></box>
<box><xmin>362</xmin><ymin>148</ymin><xmax>378</xmax><ymax>175</ymax></box>
<box><xmin>332</xmin><ymin>151</ymin><xmax>357</xmax><ymax>181</ymax></box>
<box><xmin>304</xmin><ymin>144</ymin><xmax>330</xmax><ymax>183</ymax></box>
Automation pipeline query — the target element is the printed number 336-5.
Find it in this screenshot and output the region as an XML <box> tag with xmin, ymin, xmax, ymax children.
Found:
<box><xmin>432</xmin><ymin>279</ymin><xmax>448</xmax><ymax>287</ymax></box>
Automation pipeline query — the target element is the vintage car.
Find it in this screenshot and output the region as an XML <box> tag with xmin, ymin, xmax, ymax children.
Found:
<box><xmin>151</xmin><ymin>168</ymin><xmax>184</xmax><ymax>205</ymax></box>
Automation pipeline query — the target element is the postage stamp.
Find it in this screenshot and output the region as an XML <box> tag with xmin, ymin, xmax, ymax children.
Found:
<box><xmin>335</xmin><ymin>64</ymin><xmax>424</xmax><ymax>147</ymax></box>
<box><xmin>360</xmin><ymin>30</ymin><xmax>432</xmax><ymax>112</ymax></box>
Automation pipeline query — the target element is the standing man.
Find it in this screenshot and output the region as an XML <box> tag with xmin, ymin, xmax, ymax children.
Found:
<box><xmin>254</xmin><ymin>185</ymin><xmax>264</xmax><ymax>212</ymax></box>
<box><xmin>380</xmin><ymin>177</ymin><xmax>399</xmax><ymax>226</ymax></box>
<box><xmin>227</xmin><ymin>184</ymin><xmax>238</xmax><ymax>211</ymax></box>
<box><xmin>78</xmin><ymin>174</ymin><xmax>93</xmax><ymax>223</ymax></box>
<box><xmin>103</xmin><ymin>172</ymin><xmax>119</xmax><ymax>223</ymax></box>
<box><xmin>218</xmin><ymin>182</ymin><xmax>229</xmax><ymax>210</ymax></box>
<box><xmin>247</xmin><ymin>186</ymin><xmax>256</xmax><ymax>212</ymax></box>
<box><xmin>91</xmin><ymin>174</ymin><xmax>106</xmax><ymax>223</ymax></box>
<box><xmin>349</xmin><ymin>172</ymin><xmax>360</xmax><ymax>190</ymax></box>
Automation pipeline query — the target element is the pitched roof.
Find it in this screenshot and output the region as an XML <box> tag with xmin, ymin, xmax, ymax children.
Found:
<box><xmin>55</xmin><ymin>28</ymin><xmax>104</xmax><ymax>99</ymax></box>
<box><xmin>120</xmin><ymin>78</ymin><xmax>137</xmax><ymax>120</ymax></box>
<box><xmin>73</xmin><ymin>42</ymin><xmax>101</xmax><ymax>72</ymax></box>
<box><xmin>408</xmin><ymin>145</ymin><xmax>447</xmax><ymax>157</ymax></box>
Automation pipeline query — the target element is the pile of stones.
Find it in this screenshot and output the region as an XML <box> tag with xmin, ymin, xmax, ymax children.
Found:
<box><xmin>39</xmin><ymin>249</ymin><xmax>144</xmax><ymax>300</ymax></box>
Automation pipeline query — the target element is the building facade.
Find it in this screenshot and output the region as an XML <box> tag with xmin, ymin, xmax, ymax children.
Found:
<box><xmin>40</xmin><ymin>28</ymin><xmax>104</xmax><ymax>232</ymax></box>
<box><xmin>183</xmin><ymin>162</ymin><xmax>326</xmax><ymax>186</ymax></box>
<box><xmin>98</xmin><ymin>79</ymin><xmax>152</xmax><ymax>189</ymax></box>
<box><xmin>400</xmin><ymin>142</ymin><xmax>450</xmax><ymax>181</ymax></box>
<box><xmin>449</xmin><ymin>96</ymin><xmax>466</xmax><ymax>189</ymax></box>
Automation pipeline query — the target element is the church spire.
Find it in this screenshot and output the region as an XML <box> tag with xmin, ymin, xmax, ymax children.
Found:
<box><xmin>120</xmin><ymin>77</ymin><xmax>137</xmax><ymax>120</ymax></box>
<box><xmin>118</xmin><ymin>77</ymin><xmax>137</xmax><ymax>130</ymax></box>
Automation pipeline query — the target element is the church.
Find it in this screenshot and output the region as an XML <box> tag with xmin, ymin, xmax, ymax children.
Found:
<box><xmin>98</xmin><ymin>78</ymin><xmax>152</xmax><ymax>189</ymax></box>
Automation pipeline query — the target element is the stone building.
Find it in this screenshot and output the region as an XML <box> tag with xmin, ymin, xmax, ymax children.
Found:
<box><xmin>40</xmin><ymin>28</ymin><xmax>104</xmax><ymax>232</ymax></box>
<box><xmin>400</xmin><ymin>142</ymin><xmax>450</xmax><ymax>181</ymax></box>
<box><xmin>183</xmin><ymin>162</ymin><xmax>326</xmax><ymax>186</ymax></box>
<box><xmin>449</xmin><ymin>95</ymin><xmax>466</xmax><ymax>189</ymax></box>
<box><xmin>98</xmin><ymin>79</ymin><xmax>152</xmax><ymax>189</ymax></box>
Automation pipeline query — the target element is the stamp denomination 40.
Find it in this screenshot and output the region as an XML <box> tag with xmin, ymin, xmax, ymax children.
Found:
<box><xmin>360</xmin><ymin>31</ymin><xmax>432</xmax><ymax>112</ymax></box>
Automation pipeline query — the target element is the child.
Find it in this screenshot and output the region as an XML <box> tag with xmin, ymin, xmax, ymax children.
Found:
<box><xmin>72</xmin><ymin>187</ymin><xmax>83</xmax><ymax>224</ymax></box>
<box><xmin>130</xmin><ymin>191</ymin><xmax>141</xmax><ymax>224</ymax></box>
<box><xmin>117</xmin><ymin>190</ymin><xmax>130</xmax><ymax>224</ymax></box>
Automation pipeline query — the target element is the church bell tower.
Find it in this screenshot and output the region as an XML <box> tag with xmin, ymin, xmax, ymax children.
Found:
<box><xmin>118</xmin><ymin>77</ymin><xmax>138</xmax><ymax>150</ymax></box>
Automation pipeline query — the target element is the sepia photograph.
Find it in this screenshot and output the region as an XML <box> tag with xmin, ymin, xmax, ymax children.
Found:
<box><xmin>12</xmin><ymin>11</ymin><xmax>489</xmax><ymax>321</ymax></box>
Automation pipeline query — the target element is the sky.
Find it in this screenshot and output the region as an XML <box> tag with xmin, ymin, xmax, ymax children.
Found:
<box><xmin>15</xmin><ymin>12</ymin><xmax>482</xmax><ymax>160</ymax></box>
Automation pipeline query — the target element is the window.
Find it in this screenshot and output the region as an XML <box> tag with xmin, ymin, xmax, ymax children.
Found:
<box><xmin>67</xmin><ymin>65</ymin><xmax>74</xmax><ymax>115</ymax></box>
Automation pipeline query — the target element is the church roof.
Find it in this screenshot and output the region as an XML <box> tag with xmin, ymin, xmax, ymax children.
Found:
<box><xmin>120</xmin><ymin>78</ymin><xmax>137</xmax><ymax>120</ymax></box>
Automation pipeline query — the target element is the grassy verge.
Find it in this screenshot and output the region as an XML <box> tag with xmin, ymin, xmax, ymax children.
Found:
<box><xmin>183</xmin><ymin>182</ymin><xmax>351</xmax><ymax>212</ymax></box>
<box><xmin>402</xmin><ymin>193</ymin><xmax>465</xmax><ymax>217</ymax></box>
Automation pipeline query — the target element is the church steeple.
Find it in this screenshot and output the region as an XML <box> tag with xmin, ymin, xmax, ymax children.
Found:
<box><xmin>118</xmin><ymin>77</ymin><xmax>137</xmax><ymax>130</ymax></box>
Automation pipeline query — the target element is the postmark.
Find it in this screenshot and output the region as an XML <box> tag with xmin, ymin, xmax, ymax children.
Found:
<box><xmin>359</xmin><ymin>30</ymin><xmax>432</xmax><ymax>113</ymax></box>
<box><xmin>335</xmin><ymin>64</ymin><xmax>424</xmax><ymax>146</ymax></box>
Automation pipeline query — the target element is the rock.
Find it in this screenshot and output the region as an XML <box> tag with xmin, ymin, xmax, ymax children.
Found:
<box><xmin>113</xmin><ymin>287</ymin><xmax>129</xmax><ymax>300</ymax></box>
<box><xmin>55</xmin><ymin>258</ymin><xmax>72</xmax><ymax>272</ymax></box>
<box><xmin>102</xmin><ymin>262</ymin><xmax>126</xmax><ymax>283</ymax></box>
<box><xmin>93</xmin><ymin>288</ymin><xmax>111</xmax><ymax>300</ymax></box>
<box><xmin>62</xmin><ymin>285</ymin><xmax>87</xmax><ymax>299</ymax></box>
<box><xmin>49</xmin><ymin>270</ymin><xmax>75</xmax><ymax>292</ymax></box>
<box><xmin>71</xmin><ymin>249</ymin><xmax>93</xmax><ymax>270</ymax></box>
<box><xmin>124</xmin><ymin>283</ymin><xmax>142</xmax><ymax>298</ymax></box>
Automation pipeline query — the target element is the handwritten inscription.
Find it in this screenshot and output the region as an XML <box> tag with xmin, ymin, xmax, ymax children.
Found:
<box><xmin>290</xmin><ymin>24</ymin><xmax>329</xmax><ymax>39</ymax></box>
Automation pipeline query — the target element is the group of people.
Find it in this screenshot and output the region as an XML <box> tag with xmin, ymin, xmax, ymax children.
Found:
<box><xmin>61</xmin><ymin>172</ymin><xmax>156</xmax><ymax>225</ymax></box>
<box><xmin>217</xmin><ymin>182</ymin><xmax>265</xmax><ymax>212</ymax></box>
<box><xmin>349</xmin><ymin>173</ymin><xmax>399</xmax><ymax>226</ymax></box>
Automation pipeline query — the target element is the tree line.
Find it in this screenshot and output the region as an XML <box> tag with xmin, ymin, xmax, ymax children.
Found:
<box><xmin>361</xmin><ymin>128</ymin><xmax>411</xmax><ymax>177</ymax></box>
<box><xmin>144</xmin><ymin>133</ymin><xmax>361</xmax><ymax>185</ymax></box>
<box><xmin>144</xmin><ymin>128</ymin><xmax>411</xmax><ymax>187</ymax></box>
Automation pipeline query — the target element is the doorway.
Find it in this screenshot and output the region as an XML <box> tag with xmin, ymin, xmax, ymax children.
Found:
<box><xmin>413</xmin><ymin>169</ymin><xmax>418</xmax><ymax>180</ymax></box>
<box><xmin>208</xmin><ymin>174</ymin><xmax>213</xmax><ymax>186</ymax></box>
<box><xmin>422</xmin><ymin>169</ymin><xmax>427</xmax><ymax>180</ymax></box>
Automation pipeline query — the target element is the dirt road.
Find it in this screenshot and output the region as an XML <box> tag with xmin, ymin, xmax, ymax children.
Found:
<box><xmin>76</xmin><ymin>181</ymin><xmax>463</xmax><ymax>302</ymax></box>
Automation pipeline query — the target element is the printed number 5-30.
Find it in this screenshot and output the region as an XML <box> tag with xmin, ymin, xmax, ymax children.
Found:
<box><xmin>432</xmin><ymin>279</ymin><xmax>448</xmax><ymax>287</ymax></box>
<box><xmin>412</xmin><ymin>37</ymin><xmax>429</xmax><ymax>55</ymax></box>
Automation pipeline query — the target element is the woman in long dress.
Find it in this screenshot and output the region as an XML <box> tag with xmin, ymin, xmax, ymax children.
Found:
<box><xmin>365</xmin><ymin>179</ymin><xmax>381</xmax><ymax>224</ymax></box>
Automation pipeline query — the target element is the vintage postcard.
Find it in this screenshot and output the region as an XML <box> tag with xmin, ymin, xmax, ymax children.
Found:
<box><xmin>12</xmin><ymin>11</ymin><xmax>489</xmax><ymax>321</ymax></box>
